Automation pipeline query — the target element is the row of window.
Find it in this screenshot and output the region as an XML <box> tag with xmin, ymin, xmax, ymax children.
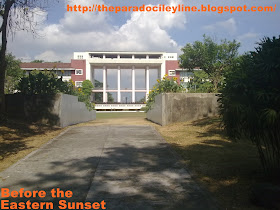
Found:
<box><xmin>56</xmin><ymin>69</ymin><xmax>83</xmax><ymax>76</ymax></box>
<box><xmin>54</xmin><ymin>70</ymin><xmax>72</xmax><ymax>76</ymax></box>
<box><xmin>89</xmin><ymin>54</ymin><xmax>162</xmax><ymax>59</ymax></box>
<box><xmin>24</xmin><ymin>69</ymin><xmax>83</xmax><ymax>76</ymax></box>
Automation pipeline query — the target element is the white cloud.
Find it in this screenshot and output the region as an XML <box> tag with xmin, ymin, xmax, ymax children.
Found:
<box><xmin>7</xmin><ymin>0</ymin><xmax>186</xmax><ymax>61</ymax></box>
<box><xmin>237</xmin><ymin>32</ymin><xmax>261</xmax><ymax>53</ymax></box>
<box><xmin>203</xmin><ymin>18</ymin><xmax>237</xmax><ymax>34</ymax></box>
<box><xmin>237</xmin><ymin>32</ymin><xmax>259</xmax><ymax>41</ymax></box>
<box><xmin>34</xmin><ymin>50</ymin><xmax>71</xmax><ymax>62</ymax></box>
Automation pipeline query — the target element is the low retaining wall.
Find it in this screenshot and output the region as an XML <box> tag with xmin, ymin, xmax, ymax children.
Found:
<box><xmin>6</xmin><ymin>93</ymin><xmax>96</xmax><ymax>127</ymax></box>
<box><xmin>147</xmin><ymin>93</ymin><xmax>219</xmax><ymax>126</ymax></box>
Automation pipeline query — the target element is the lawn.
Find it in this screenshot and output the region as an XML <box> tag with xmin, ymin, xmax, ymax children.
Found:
<box><xmin>96</xmin><ymin>112</ymin><xmax>146</xmax><ymax>119</ymax></box>
<box><xmin>79</xmin><ymin>112</ymin><xmax>151</xmax><ymax>126</ymax></box>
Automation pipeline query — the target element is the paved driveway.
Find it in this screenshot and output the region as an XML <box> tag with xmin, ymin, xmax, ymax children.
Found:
<box><xmin>0</xmin><ymin>126</ymin><xmax>218</xmax><ymax>209</ymax></box>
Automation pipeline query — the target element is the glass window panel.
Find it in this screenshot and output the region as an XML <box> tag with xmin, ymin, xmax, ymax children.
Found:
<box><xmin>121</xmin><ymin>69</ymin><xmax>132</xmax><ymax>90</ymax></box>
<box><xmin>107</xmin><ymin>92</ymin><xmax>117</xmax><ymax>103</ymax></box>
<box><xmin>149</xmin><ymin>68</ymin><xmax>159</xmax><ymax>89</ymax></box>
<box><xmin>92</xmin><ymin>92</ymin><xmax>103</xmax><ymax>103</ymax></box>
<box><xmin>135</xmin><ymin>69</ymin><xmax>146</xmax><ymax>90</ymax></box>
<box><xmin>107</xmin><ymin>69</ymin><xmax>118</xmax><ymax>90</ymax></box>
<box><xmin>93</xmin><ymin>68</ymin><xmax>103</xmax><ymax>90</ymax></box>
<box><xmin>121</xmin><ymin>92</ymin><xmax>132</xmax><ymax>103</ymax></box>
<box><xmin>135</xmin><ymin>92</ymin><xmax>146</xmax><ymax>103</ymax></box>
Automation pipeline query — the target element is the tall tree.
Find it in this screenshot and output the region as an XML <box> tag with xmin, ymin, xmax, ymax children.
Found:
<box><xmin>5</xmin><ymin>53</ymin><xmax>23</xmax><ymax>93</ymax></box>
<box><xmin>180</xmin><ymin>35</ymin><xmax>240</xmax><ymax>92</ymax></box>
<box><xmin>219</xmin><ymin>36</ymin><xmax>280</xmax><ymax>174</ymax></box>
<box><xmin>0</xmin><ymin>0</ymin><xmax>56</xmax><ymax>120</ymax></box>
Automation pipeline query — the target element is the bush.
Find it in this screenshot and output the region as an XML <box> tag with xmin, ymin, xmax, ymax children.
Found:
<box><xmin>145</xmin><ymin>75</ymin><xmax>184</xmax><ymax>112</ymax></box>
<box><xmin>76</xmin><ymin>88</ymin><xmax>95</xmax><ymax>111</ymax></box>
<box><xmin>68</xmin><ymin>80</ymin><xmax>95</xmax><ymax>111</ymax></box>
<box><xmin>219</xmin><ymin>36</ymin><xmax>280</xmax><ymax>175</ymax></box>
<box><xmin>17</xmin><ymin>71</ymin><xmax>95</xmax><ymax>111</ymax></box>
<box><xmin>17</xmin><ymin>70</ymin><xmax>69</xmax><ymax>94</ymax></box>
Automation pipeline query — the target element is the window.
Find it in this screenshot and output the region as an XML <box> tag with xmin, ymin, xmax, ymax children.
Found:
<box><xmin>75</xmin><ymin>69</ymin><xmax>83</xmax><ymax>75</ymax></box>
<box><xmin>168</xmin><ymin>70</ymin><xmax>176</xmax><ymax>76</ymax></box>
<box><xmin>56</xmin><ymin>70</ymin><xmax>71</xmax><ymax>76</ymax></box>
<box><xmin>77</xmin><ymin>55</ymin><xmax>83</xmax><ymax>59</ymax></box>
<box><xmin>75</xmin><ymin>81</ymin><xmax>83</xmax><ymax>87</ymax></box>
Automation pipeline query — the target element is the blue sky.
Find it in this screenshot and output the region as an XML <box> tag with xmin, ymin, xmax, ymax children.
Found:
<box><xmin>6</xmin><ymin>0</ymin><xmax>280</xmax><ymax>62</ymax></box>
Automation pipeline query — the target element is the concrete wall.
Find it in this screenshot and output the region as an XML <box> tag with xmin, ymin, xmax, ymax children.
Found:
<box><xmin>146</xmin><ymin>94</ymin><xmax>163</xmax><ymax>125</ymax></box>
<box><xmin>59</xmin><ymin>94</ymin><xmax>96</xmax><ymax>127</ymax></box>
<box><xmin>147</xmin><ymin>93</ymin><xmax>219</xmax><ymax>126</ymax></box>
<box><xmin>6</xmin><ymin>93</ymin><xmax>96</xmax><ymax>127</ymax></box>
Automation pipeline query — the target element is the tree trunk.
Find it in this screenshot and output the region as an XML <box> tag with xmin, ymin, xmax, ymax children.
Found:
<box><xmin>0</xmin><ymin>0</ymin><xmax>15</xmax><ymax>121</ymax></box>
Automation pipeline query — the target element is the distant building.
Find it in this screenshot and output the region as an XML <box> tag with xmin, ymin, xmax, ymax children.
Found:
<box><xmin>20</xmin><ymin>51</ymin><xmax>189</xmax><ymax>110</ymax></box>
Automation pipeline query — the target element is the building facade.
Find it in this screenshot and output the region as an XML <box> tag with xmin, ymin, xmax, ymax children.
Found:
<box><xmin>20</xmin><ymin>52</ymin><xmax>184</xmax><ymax>106</ymax></box>
<box><xmin>73</xmin><ymin>51</ymin><xmax>180</xmax><ymax>103</ymax></box>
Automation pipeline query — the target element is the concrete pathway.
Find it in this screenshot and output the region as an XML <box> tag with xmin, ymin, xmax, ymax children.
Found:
<box><xmin>0</xmin><ymin>126</ymin><xmax>218</xmax><ymax>209</ymax></box>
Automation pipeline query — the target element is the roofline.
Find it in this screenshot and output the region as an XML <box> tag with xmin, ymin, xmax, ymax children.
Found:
<box><xmin>74</xmin><ymin>51</ymin><xmax>176</xmax><ymax>54</ymax></box>
<box><xmin>21</xmin><ymin>68</ymin><xmax>75</xmax><ymax>70</ymax></box>
<box><xmin>175</xmin><ymin>68</ymin><xmax>202</xmax><ymax>71</ymax></box>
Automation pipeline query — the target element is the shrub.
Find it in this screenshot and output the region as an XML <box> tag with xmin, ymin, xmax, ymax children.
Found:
<box><xmin>82</xmin><ymin>80</ymin><xmax>94</xmax><ymax>96</ymax></box>
<box><xmin>17</xmin><ymin>70</ymin><xmax>68</xmax><ymax>94</ymax></box>
<box><xmin>76</xmin><ymin>87</ymin><xmax>95</xmax><ymax>111</ymax></box>
<box><xmin>145</xmin><ymin>75</ymin><xmax>184</xmax><ymax>112</ymax></box>
<box><xmin>219</xmin><ymin>36</ymin><xmax>280</xmax><ymax>175</ymax></box>
<box><xmin>17</xmin><ymin>72</ymin><xmax>95</xmax><ymax>111</ymax></box>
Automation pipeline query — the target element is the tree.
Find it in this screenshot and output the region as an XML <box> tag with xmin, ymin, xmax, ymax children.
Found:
<box><xmin>145</xmin><ymin>75</ymin><xmax>184</xmax><ymax>111</ymax></box>
<box><xmin>81</xmin><ymin>80</ymin><xmax>94</xmax><ymax>97</ymax></box>
<box><xmin>180</xmin><ymin>35</ymin><xmax>240</xmax><ymax>92</ymax></box>
<box><xmin>187</xmin><ymin>70</ymin><xmax>213</xmax><ymax>93</ymax></box>
<box><xmin>5</xmin><ymin>53</ymin><xmax>23</xmax><ymax>93</ymax></box>
<box><xmin>0</xmin><ymin>0</ymin><xmax>56</xmax><ymax>120</ymax></box>
<box><xmin>219</xmin><ymin>36</ymin><xmax>280</xmax><ymax>175</ymax></box>
<box><xmin>31</xmin><ymin>60</ymin><xmax>44</xmax><ymax>63</ymax></box>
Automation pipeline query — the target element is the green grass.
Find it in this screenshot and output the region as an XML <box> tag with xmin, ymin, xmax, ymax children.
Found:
<box><xmin>96</xmin><ymin>112</ymin><xmax>146</xmax><ymax>119</ymax></box>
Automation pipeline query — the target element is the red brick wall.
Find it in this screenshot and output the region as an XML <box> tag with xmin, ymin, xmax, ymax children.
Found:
<box><xmin>165</xmin><ymin>60</ymin><xmax>180</xmax><ymax>83</ymax></box>
<box><xmin>70</xmin><ymin>59</ymin><xmax>86</xmax><ymax>83</ymax></box>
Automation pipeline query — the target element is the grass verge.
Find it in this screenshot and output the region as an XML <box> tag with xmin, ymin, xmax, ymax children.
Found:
<box><xmin>156</xmin><ymin>117</ymin><xmax>265</xmax><ymax>210</ymax></box>
<box><xmin>0</xmin><ymin>120</ymin><xmax>64</xmax><ymax>172</ymax></box>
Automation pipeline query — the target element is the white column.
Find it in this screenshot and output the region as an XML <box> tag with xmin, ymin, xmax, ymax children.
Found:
<box><xmin>132</xmin><ymin>66</ymin><xmax>135</xmax><ymax>103</ymax></box>
<box><xmin>146</xmin><ymin>66</ymin><xmax>149</xmax><ymax>100</ymax></box>
<box><xmin>103</xmin><ymin>66</ymin><xmax>107</xmax><ymax>103</ymax></box>
<box><xmin>85</xmin><ymin>61</ymin><xmax>91</xmax><ymax>80</ymax></box>
<box><xmin>117</xmin><ymin>66</ymin><xmax>121</xmax><ymax>103</ymax></box>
